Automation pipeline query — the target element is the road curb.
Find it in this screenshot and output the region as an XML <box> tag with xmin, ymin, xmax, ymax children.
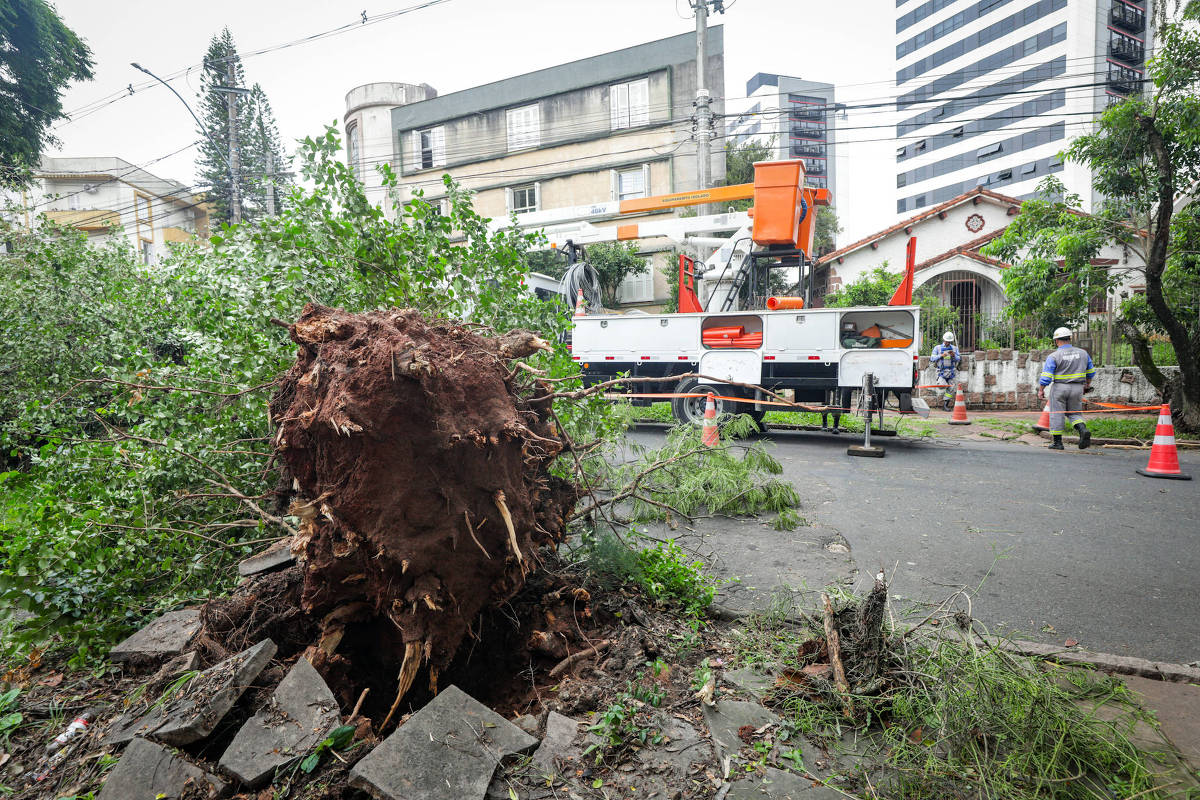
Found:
<box><xmin>710</xmin><ymin>603</ymin><xmax>1200</xmax><ymax>683</ymax></box>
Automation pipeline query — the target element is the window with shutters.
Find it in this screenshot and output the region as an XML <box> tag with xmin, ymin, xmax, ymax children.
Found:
<box><xmin>413</xmin><ymin>126</ymin><xmax>445</xmax><ymax>169</ymax></box>
<box><xmin>611</xmin><ymin>78</ymin><xmax>650</xmax><ymax>129</ymax></box>
<box><xmin>618</xmin><ymin>262</ymin><xmax>655</xmax><ymax>303</ymax></box>
<box><xmin>506</xmin><ymin>104</ymin><xmax>540</xmax><ymax>151</ymax></box>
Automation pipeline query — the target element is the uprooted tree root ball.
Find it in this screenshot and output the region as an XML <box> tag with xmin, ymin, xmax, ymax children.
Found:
<box><xmin>207</xmin><ymin>305</ymin><xmax>579</xmax><ymax>721</ymax></box>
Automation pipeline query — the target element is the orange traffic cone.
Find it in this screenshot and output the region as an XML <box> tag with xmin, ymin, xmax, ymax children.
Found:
<box><xmin>701</xmin><ymin>392</ymin><xmax>719</xmax><ymax>447</ymax></box>
<box><xmin>574</xmin><ymin>288</ymin><xmax>586</xmax><ymax>317</ymax></box>
<box><xmin>947</xmin><ymin>385</ymin><xmax>970</xmax><ymax>425</ymax></box>
<box><xmin>1136</xmin><ymin>404</ymin><xmax>1191</xmax><ymax>480</ymax></box>
<box><xmin>1032</xmin><ymin>401</ymin><xmax>1051</xmax><ymax>432</ymax></box>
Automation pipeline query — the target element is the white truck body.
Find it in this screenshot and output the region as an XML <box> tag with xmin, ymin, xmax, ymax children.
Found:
<box><xmin>571</xmin><ymin>305</ymin><xmax>921</xmax><ymax>406</ymax></box>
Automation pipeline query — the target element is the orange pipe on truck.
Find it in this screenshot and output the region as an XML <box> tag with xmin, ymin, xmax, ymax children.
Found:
<box><xmin>766</xmin><ymin>296</ymin><xmax>806</xmax><ymax>310</ymax></box>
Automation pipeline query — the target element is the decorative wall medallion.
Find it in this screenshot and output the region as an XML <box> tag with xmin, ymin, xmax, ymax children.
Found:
<box><xmin>965</xmin><ymin>213</ymin><xmax>985</xmax><ymax>233</ymax></box>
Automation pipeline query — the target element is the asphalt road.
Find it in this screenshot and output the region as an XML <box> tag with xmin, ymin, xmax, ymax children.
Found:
<box><xmin>628</xmin><ymin>426</ymin><xmax>1200</xmax><ymax>664</ymax></box>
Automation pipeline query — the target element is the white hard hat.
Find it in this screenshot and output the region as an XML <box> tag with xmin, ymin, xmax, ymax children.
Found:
<box><xmin>1053</xmin><ymin>327</ymin><xmax>1072</xmax><ymax>340</ymax></box>
<box><xmin>942</xmin><ymin>331</ymin><xmax>955</xmax><ymax>342</ymax></box>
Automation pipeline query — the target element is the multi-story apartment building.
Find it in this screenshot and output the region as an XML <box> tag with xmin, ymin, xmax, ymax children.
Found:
<box><xmin>343</xmin><ymin>28</ymin><xmax>725</xmax><ymax>309</ymax></box>
<box><xmin>894</xmin><ymin>0</ymin><xmax>1153</xmax><ymax>216</ymax></box>
<box><xmin>726</xmin><ymin>73</ymin><xmax>837</xmax><ymax>197</ymax></box>
<box><xmin>7</xmin><ymin>157</ymin><xmax>210</xmax><ymax>263</ymax></box>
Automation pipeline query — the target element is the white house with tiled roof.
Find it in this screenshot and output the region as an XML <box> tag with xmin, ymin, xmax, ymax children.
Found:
<box><xmin>815</xmin><ymin>187</ymin><xmax>1144</xmax><ymax>349</ymax></box>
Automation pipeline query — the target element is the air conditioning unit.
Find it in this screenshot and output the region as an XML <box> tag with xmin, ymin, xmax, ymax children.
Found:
<box><xmin>83</xmin><ymin>183</ymin><xmax>99</xmax><ymax>193</ymax></box>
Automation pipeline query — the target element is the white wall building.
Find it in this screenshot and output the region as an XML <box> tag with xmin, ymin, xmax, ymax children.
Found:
<box><xmin>818</xmin><ymin>187</ymin><xmax>1144</xmax><ymax>349</ymax></box>
<box><xmin>7</xmin><ymin>157</ymin><xmax>210</xmax><ymax>263</ymax></box>
<box><xmin>894</xmin><ymin>0</ymin><xmax>1153</xmax><ymax>216</ymax></box>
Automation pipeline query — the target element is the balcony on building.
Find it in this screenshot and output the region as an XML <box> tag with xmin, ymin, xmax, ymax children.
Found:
<box><xmin>1108</xmin><ymin>30</ymin><xmax>1144</xmax><ymax>65</ymax></box>
<box><xmin>1109</xmin><ymin>1</ymin><xmax>1146</xmax><ymax>34</ymax></box>
<box><xmin>789</xmin><ymin>106</ymin><xmax>826</xmax><ymax>121</ymax></box>
<box><xmin>1107</xmin><ymin>62</ymin><xmax>1142</xmax><ymax>95</ymax></box>
<box><xmin>790</xmin><ymin>141</ymin><xmax>826</xmax><ymax>158</ymax></box>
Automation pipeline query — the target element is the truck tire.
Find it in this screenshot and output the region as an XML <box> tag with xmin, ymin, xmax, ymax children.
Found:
<box><xmin>671</xmin><ymin>378</ymin><xmax>765</xmax><ymax>432</ymax></box>
<box><xmin>672</xmin><ymin>377</ymin><xmax>728</xmax><ymax>426</ymax></box>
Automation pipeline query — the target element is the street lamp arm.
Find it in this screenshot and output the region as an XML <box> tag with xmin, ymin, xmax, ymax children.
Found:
<box><xmin>130</xmin><ymin>62</ymin><xmax>234</xmax><ymax>177</ymax></box>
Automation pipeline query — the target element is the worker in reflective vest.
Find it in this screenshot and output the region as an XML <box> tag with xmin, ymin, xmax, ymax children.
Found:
<box><xmin>1038</xmin><ymin>327</ymin><xmax>1096</xmax><ymax>450</ymax></box>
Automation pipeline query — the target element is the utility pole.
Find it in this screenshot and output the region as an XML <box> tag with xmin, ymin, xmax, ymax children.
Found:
<box><xmin>226</xmin><ymin>62</ymin><xmax>242</xmax><ymax>225</ymax></box>
<box><xmin>692</xmin><ymin>1</ymin><xmax>722</xmax><ymax>213</ymax></box>
<box><xmin>693</xmin><ymin>0</ymin><xmax>711</xmax><ymax>196</ymax></box>
<box><xmin>260</xmin><ymin>115</ymin><xmax>275</xmax><ymax>216</ymax></box>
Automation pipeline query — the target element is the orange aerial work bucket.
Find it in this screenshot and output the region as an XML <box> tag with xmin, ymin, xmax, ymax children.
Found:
<box><xmin>751</xmin><ymin>159</ymin><xmax>805</xmax><ymax>246</ymax></box>
<box><xmin>766</xmin><ymin>296</ymin><xmax>805</xmax><ymax>310</ymax></box>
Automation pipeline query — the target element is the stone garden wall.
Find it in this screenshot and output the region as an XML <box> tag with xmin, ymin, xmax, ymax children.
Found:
<box><xmin>916</xmin><ymin>350</ymin><xmax>1174</xmax><ymax>410</ymax></box>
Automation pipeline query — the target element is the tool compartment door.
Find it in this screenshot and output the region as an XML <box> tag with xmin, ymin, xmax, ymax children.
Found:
<box><xmin>838</xmin><ymin>350</ymin><xmax>912</xmax><ymax>388</ymax></box>
<box><xmin>699</xmin><ymin>350</ymin><xmax>762</xmax><ymax>384</ymax></box>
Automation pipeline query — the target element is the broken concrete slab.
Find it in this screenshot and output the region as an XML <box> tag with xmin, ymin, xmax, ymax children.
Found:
<box><xmin>109</xmin><ymin>639</ymin><xmax>277</xmax><ymax>747</ymax></box>
<box><xmin>638</xmin><ymin>714</ymin><xmax>710</xmax><ymax>782</ymax></box>
<box><xmin>350</xmin><ymin>684</ymin><xmax>538</xmax><ymax>800</ymax></box>
<box><xmin>726</xmin><ymin>767</ymin><xmax>841</xmax><ymax>799</ymax></box>
<box><xmin>108</xmin><ymin>609</ymin><xmax>201</xmax><ymax>662</ymax></box>
<box><xmin>219</xmin><ymin>656</ymin><xmax>341</xmax><ymax>787</ymax></box>
<box><xmin>722</xmin><ymin>667</ymin><xmax>776</xmax><ymax>698</ymax></box>
<box><xmin>531</xmin><ymin>711</ymin><xmax>580</xmax><ymax>773</ymax></box>
<box><xmin>97</xmin><ymin>737</ymin><xmax>227</xmax><ymax>800</ymax></box>
<box><xmin>702</xmin><ymin>699</ymin><xmax>782</xmax><ymax>761</ymax></box>
<box><xmin>153</xmin><ymin>638</ymin><xmax>277</xmax><ymax>746</ymax></box>
<box><xmin>238</xmin><ymin>538</ymin><xmax>295</xmax><ymax>577</ymax></box>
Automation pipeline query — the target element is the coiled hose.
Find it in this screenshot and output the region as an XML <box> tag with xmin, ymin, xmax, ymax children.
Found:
<box><xmin>557</xmin><ymin>261</ymin><xmax>603</xmax><ymax>313</ymax></box>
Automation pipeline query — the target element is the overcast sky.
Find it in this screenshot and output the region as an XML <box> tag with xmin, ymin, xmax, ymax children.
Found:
<box><xmin>48</xmin><ymin>0</ymin><xmax>896</xmax><ymax>240</ymax></box>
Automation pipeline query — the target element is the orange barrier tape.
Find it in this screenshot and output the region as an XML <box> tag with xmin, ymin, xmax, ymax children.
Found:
<box><xmin>1083</xmin><ymin>399</ymin><xmax>1161</xmax><ymax>412</ymax></box>
<box><xmin>603</xmin><ymin>392</ymin><xmax>900</xmax><ymax>416</ymax></box>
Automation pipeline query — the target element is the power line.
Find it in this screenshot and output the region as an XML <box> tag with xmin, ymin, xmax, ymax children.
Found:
<box><xmin>54</xmin><ymin>0</ymin><xmax>455</xmax><ymax>129</ymax></box>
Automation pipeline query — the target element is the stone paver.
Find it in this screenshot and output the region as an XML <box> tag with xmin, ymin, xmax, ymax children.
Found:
<box><xmin>108</xmin><ymin>639</ymin><xmax>277</xmax><ymax>747</ymax></box>
<box><xmin>1121</xmin><ymin>674</ymin><xmax>1200</xmax><ymax>770</ymax></box>
<box><xmin>108</xmin><ymin>609</ymin><xmax>201</xmax><ymax>662</ymax></box>
<box><xmin>725</xmin><ymin>767</ymin><xmax>841</xmax><ymax>799</ymax></box>
<box><xmin>350</xmin><ymin>684</ymin><xmax>538</xmax><ymax>800</ymax></box>
<box><xmin>219</xmin><ymin>657</ymin><xmax>340</xmax><ymax>787</ymax></box>
<box><xmin>531</xmin><ymin>711</ymin><xmax>580</xmax><ymax>774</ymax></box>
<box><xmin>702</xmin><ymin>699</ymin><xmax>781</xmax><ymax>761</ymax></box>
<box><xmin>723</xmin><ymin>667</ymin><xmax>776</xmax><ymax>699</ymax></box>
<box><xmin>238</xmin><ymin>538</ymin><xmax>295</xmax><ymax>576</ymax></box>
<box><xmin>97</xmin><ymin>737</ymin><xmax>227</xmax><ymax>800</ymax></box>
<box><xmin>154</xmin><ymin>638</ymin><xmax>277</xmax><ymax>746</ymax></box>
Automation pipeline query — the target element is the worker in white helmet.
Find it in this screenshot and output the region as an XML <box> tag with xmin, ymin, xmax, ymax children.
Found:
<box><xmin>930</xmin><ymin>331</ymin><xmax>962</xmax><ymax>408</ymax></box>
<box><xmin>1038</xmin><ymin>327</ymin><xmax>1096</xmax><ymax>450</ymax></box>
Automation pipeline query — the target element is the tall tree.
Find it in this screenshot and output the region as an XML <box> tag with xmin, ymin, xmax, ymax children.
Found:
<box><xmin>194</xmin><ymin>29</ymin><xmax>285</xmax><ymax>224</ymax></box>
<box><xmin>983</xmin><ymin>3</ymin><xmax>1200</xmax><ymax>431</ymax></box>
<box><xmin>244</xmin><ymin>84</ymin><xmax>289</xmax><ymax>214</ymax></box>
<box><xmin>0</xmin><ymin>0</ymin><xmax>93</xmax><ymax>187</ymax></box>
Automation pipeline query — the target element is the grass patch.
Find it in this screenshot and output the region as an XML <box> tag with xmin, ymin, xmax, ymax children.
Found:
<box><xmin>976</xmin><ymin>416</ymin><xmax>1035</xmax><ymax>435</ymax></box>
<box><xmin>730</xmin><ymin>587</ymin><xmax>1171</xmax><ymax>799</ymax></box>
<box><xmin>576</xmin><ymin>531</ymin><xmax>722</xmax><ymax>620</ymax></box>
<box><xmin>1087</xmin><ymin>416</ymin><xmax>1198</xmax><ymax>441</ymax></box>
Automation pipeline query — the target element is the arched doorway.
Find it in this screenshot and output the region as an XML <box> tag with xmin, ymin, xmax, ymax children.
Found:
<box><xmin>946</xmin><ymin>277</ymin><xmax>983</xmax><ymax>349</ymax></box>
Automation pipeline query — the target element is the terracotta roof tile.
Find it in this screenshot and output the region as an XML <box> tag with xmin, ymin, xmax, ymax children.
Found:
<box><xmin>816</xmin><ymin>187</ymin><xmax>1022</xmax><ymax>265</ymax></box>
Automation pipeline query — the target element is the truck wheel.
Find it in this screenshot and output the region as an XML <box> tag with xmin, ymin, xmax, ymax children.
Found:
<box><xmin>672</xmin><ymin>378</ymin><xmax>727</xmax><ymax>426</ymax></box>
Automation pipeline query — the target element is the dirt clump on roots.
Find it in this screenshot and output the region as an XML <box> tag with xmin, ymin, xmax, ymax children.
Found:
<box><xmin>219</xmin><ymin>305</ymin><xmax>577</xmax><ymax>715</ymax></box>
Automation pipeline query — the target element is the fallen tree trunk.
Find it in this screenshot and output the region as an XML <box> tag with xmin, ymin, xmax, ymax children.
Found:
<box><xmin>266</xmin><ymin>304</ymin><xmax>577</xmax><ymax>708</ymax></box>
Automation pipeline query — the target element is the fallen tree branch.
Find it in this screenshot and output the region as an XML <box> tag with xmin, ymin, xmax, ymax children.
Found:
<box><xmin>49</xmin><ymin>376</ymin><xmax>275</xmax><ymax>407</ymax></box>
<box><xmin>822</xmin><ymin>593</ymin><xmax>849</xmax><ymax>695</ymax></box>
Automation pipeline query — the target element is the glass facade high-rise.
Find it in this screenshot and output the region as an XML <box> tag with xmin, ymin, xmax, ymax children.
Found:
<box><xmin>894</xmin><ymin>0</ymin><xmax>1152</xmax><ymax>215</ymax></box>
